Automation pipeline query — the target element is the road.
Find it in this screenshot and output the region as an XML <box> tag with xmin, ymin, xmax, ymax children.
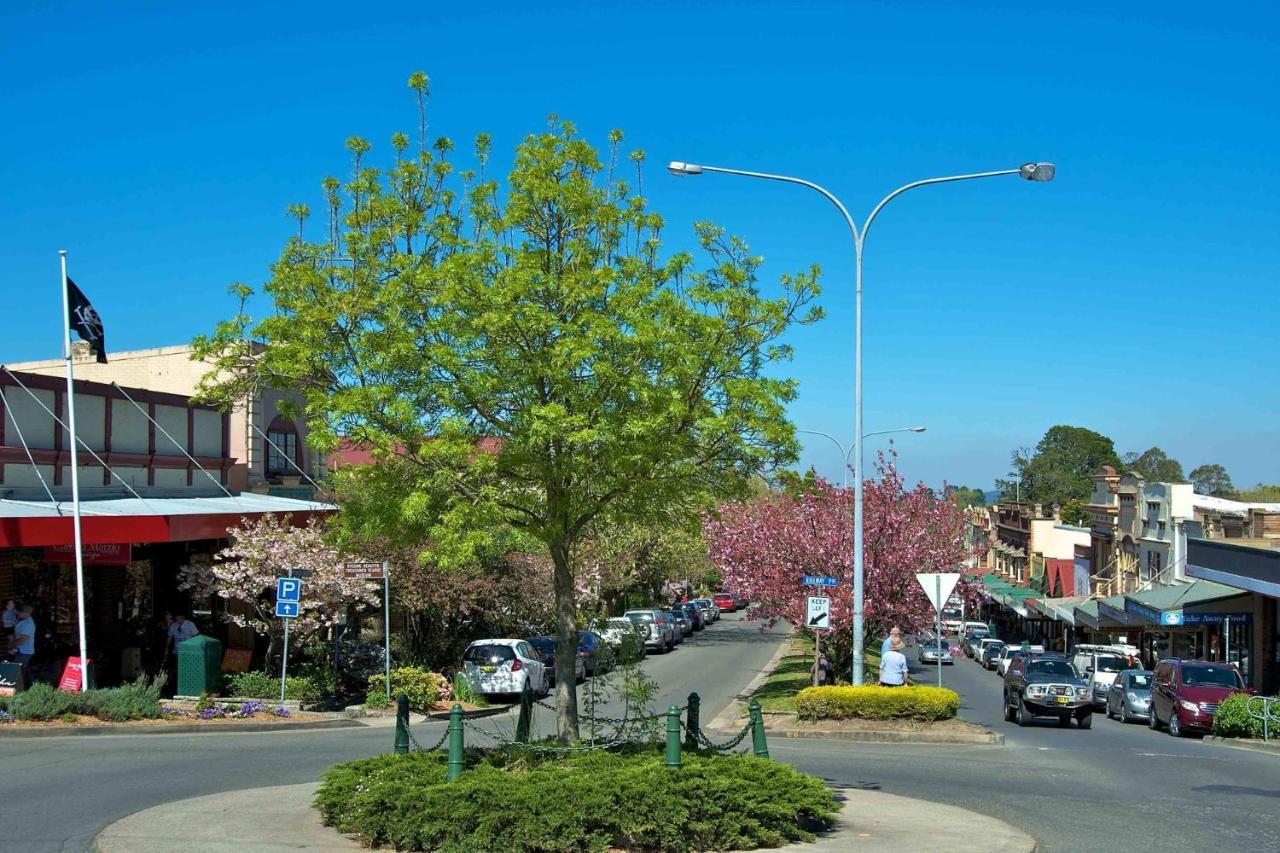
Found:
<box><xmin>3</xmin><ymin>617</ymin><xmax>1278</xmax><ymax>852</ymax></box>
<box><xmin>0</xmin><ymin>610</ymin><xmax>780</xmax><ymax>853</ymax></box>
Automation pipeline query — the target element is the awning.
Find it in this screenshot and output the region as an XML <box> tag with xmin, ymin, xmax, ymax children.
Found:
<box><xmin>1098</xmin><ymin>595</ymin><xmax>1143</xmax><ymax>627</ymax></box>
<box><xmin>1073</xmin><ymin>600</ymin><xmax>1104</xmax><ymax>630</ymax></box>
<box><xmin>1123</xmin><ymin>579</ymin><xmax>1251</xmax><ymax>628</ymax></box>
<box><xmin>1186</xmin><ymin>538</ymin><xmax>1280</xmax><ymax>598</ymax></box>
<box><xmin>1041</xmin><ymin>595</ymin><xmax>1090</xmax><ymax>626</ymax></box>
<box><xmin>0</xmin><ymin>494</ymin><xmax>335</xmax><ymax>548</ymax></box>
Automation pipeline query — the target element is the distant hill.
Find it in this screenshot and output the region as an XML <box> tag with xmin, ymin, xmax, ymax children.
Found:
<box><xmin>983</xmin><ymin>489</ymin><xmax>1003</xmax><ymax>504</ymax></box>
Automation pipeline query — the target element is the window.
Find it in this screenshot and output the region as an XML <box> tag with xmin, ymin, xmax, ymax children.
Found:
<box><xmin>266</xmin><ymin>430</ymin><xmax>297</xmax><ymax>476</ymax></box>
<box><xmin>1147</xmin><ymin>502</ymin><xmax>1160</xmax><ymax>514</ymax></box>
<box><xmin>1147</xmin><ymin>551</ymin><xmax>1162</xmax><ymax>577</ymax></box>
<box><xmin>1157</xmin><ymin>521</ymin><xmax>1166</xmax><ymax>537</ymax></box>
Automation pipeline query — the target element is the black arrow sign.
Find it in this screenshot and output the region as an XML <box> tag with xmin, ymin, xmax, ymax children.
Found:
<box><xmin>808</xmin><ymin>612</ymin><xmax>827</xmax><ymax>627</ymax></box>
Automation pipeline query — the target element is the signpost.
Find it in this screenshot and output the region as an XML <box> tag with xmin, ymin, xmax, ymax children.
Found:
<box><xmin>276</xmin><ymin>574</ymin><xmax>302</xmax><ymax>703</ymax></box>
<box><xmin>915</xmin><ymin>572</ymin><xmax>961</xmax><ymax>687</ymax></box>
<box><xmin>806</xmin><ymin>596</ymin><xmax>831</xmax><ymax>685</ymax></box>
<box><xmin>346</xmin><ymin>560</ymin><xmax>392</xmax><ymax>700</ymax></box>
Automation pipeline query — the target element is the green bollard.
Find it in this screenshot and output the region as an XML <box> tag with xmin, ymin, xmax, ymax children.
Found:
<box><xmin>515</xmin><ymin>678</ymin><xmax>533</xmax><ymax>744</ymax></box>
<box><xmin>749</xmin><ymin>698</ymin><xmax>769</xmax><ymax>759</ymax></box>
<box><xmin>665</xmin><ymin>704</ymin><xmax>682</xmax><ymax>768</ymax></box>
<box><xmin>394</xmin><ymin>693</ymin><xmax>410</xmax><ymax>755</ymax></box>
<box><xmin>684</xmin><ymin>692</ymin><xmax>700</xmax><ymax>750</ymax></box>
<box><xmin>446</xmin><ymin>703</ymin><xmax>465</xmax><ymax>782</ymax></box>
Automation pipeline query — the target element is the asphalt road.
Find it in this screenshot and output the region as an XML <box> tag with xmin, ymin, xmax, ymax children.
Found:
<box><xmin>0</xmin><ymin>610</ymin><xmax>781</xmax><ymax>853</ymax></box>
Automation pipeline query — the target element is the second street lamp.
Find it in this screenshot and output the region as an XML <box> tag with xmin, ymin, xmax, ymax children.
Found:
<box><xmin>798</xmin><ymin>426</ymin><xmax>926</xmax><ymax>489</ymax></box>
<box><xmin>672</xmin><ymin>159</ymin><xmax>1053</xmax><ymax>684</ymax></box>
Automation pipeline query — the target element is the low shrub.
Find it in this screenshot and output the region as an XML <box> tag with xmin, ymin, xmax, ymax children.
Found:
<box><xmin>9</xmin><ymin>683</ymin><xmax>76</xmax><ymax>720</ymax></box>
<box><xmin>1212</xmin><ymin>693</ymin><xmax>1263</xmax><ymax>739</ymax></box>
<box><xmin>9</xmin><ymin>677</ymin><xmax>164</xmax><ymax>722</ymax></box>
<box><xmin>92</xmin><ymin>676</ymin><xmax>163</xmax><ymax>721</ymax></box>
<box><xmin>224</xmin><ymin>671</ymin><xmax>321</xmax><ymax>703</ymax></box>
<box><xmin>366</xmin><ymin>667</ymin><xmax>451</xmax><ymax>711</ymax></box>
<box><xmin>315</xmin><ymin>745</ymin><xmax>839</xmax><ymax>852</ymax></box>
<box><xmin>796</xmin><ymin>685</ymin><xmax>959</xmax><ymax>722</ymax></box>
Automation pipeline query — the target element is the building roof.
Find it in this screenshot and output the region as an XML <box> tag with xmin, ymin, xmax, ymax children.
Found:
<box><xmin>1124</xmin><ymin>579</ymin><xmax>1243</xmax><ymax>611</ymax></box>
<box><xmin>1191</xmin><ymin>493</ymin><xmax>1280</xmax><ymax>515</ymax></box>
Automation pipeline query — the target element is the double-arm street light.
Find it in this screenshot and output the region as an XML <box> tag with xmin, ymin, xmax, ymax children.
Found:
<box><xmin>798</xmin><ymin>427</ymin><xmax>926</xmax><ymax>489</ymax></box>
<box><xmin>670</xmin><ymin>158</ymin><xmax>1054</xmax><ymax>684</ymax></box>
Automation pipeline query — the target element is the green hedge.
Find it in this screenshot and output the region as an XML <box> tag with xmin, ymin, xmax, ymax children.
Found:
<box><xmin>315</xmin><ymin>747</ymin><xmax>838</xmax><ymax>852</ymax></box>
<box><xmin>796</xmin><ymin>685</ymin><xmax>959</xmax><ymax>722</ymax></box>
<box><xmin>3</xmin><ymin>677</ymin><xmax>164</xmax><ymax>722</ymax></box>
<box><xmin>366</xmin><ymin>667</ymin><xmax>451</xmax><ymax>711</ymax></box>
<box><xmin>222</xmin><ymin>671</ymin><xmax>321</xmax><ymax>703</ymax></box>
<box><xmin>1212</xmin><ymin>693</ymin><xmax>1263</xmax><ymax>739</ymax></box>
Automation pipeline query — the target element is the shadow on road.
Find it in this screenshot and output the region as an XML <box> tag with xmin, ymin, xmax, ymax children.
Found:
<box><xmin>1192</xmin><ymin>784</ymin><xmax>1280</xmax><ymax>798</ymax></box>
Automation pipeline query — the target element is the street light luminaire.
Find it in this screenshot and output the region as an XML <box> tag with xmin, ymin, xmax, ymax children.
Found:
<box><xmin>1019</xmin><ymin>162</ymin><xmax>1056</xmax><ymax>182</ymax></box>
<box><xmin>909</xmin><ymin>426</ymin><xmax>926</xmax><ymax>433</ymax></box>
<box><xmin>668</xmin><ymin>161</ymin><xmax>703</xmax><ymax>177</ymax></box>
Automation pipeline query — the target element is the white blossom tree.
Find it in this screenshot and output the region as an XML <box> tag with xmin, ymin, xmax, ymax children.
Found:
<box><xmin>179</xmin><ymin>514</ymin><xmax>381</xmax><ymax>664</ymax></box>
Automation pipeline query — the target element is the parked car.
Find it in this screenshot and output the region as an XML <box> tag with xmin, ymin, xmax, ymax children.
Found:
<box><xmin>1070</xmin><ymin>646</ymin><xmax>1140</xmax><ymax>708</ymax></box>
<box><xmin>526</xmin><ymin>636</ymin><xmax>585</xmax><ymax>686</ymax></box>
<box><xmin>1106</xmin><ymin>670</ymin><xmax>1153</xmax><ymax>723</ymax></box>
<box><xmin>461</xmin><ymin>639</ymin><xmax>548</xmax><ymax>698</ymax></box>
<box><xmin>678</xmin><ymin>601</ymin><xmax>705</xmax><ymax>631</ymax></box>
<box><xmin>977</xmin><ymin>639</ymin><xmax>1006</xmax><ymax>669</ymax></box>
<box><xmin>997</xmin><ymin>644</ymin><xmax>1045</xmax><ymax>677</ymax></box>
<box><xmin>665</xmin><ymin>609</ymin><xmax>691</xmax><ymax>642</ymax></box>
<box><xmin>1004</xmin><ymin>652</ymin><xmax>1093</xmax><ymax>728</ymax></box>
<box><xmin>1149</xmin><ymin>659</ymin><xmax>1247</xmax><ymax>737</ymax></box>
<box><xmin>625</xmin><ymin>609</ymin><xmax>675</xmax><ymax>653</ymax></box>
<box><xmin>691</xmin><ymin>598</ymin><xmax>719</xmax><ymax>623</ymax></box>
<box><xmin>599</xmin><ymin>617</ymin><xmax>647</xmax><ymax>662</ymax></box>
<box><xmin>919</xmin><ymin>639</ymin><xmax>953</xmax><ymax>665</ymax></box>
<box><xmin>963</xmin><ymin>620</ymin><xmax>990</xmax><ymax>635</ymax></box>
<box><xmin>712</xmin><ymin>591</ymin><xmax>737</xmax><ymax>613</ymax></box>
<box><xmin>576</xmin><ymin>630</ymin><xmax>616</xmax><ymax>676</ymax></box>
<box><xmin>962</xmin><ymin>627</ymin><xmax>991</xmax><ymax>656</ymax></box>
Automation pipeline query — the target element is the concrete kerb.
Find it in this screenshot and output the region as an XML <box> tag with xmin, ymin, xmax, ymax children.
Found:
<box><xmin>1206</xmin><ymin>735</ymin><xmax>1280</xmax><ymax>756</ymax></box>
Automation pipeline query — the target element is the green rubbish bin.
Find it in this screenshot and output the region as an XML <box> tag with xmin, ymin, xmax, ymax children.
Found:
<box><xmin>177</xmin><ymin>634</ymin><xmax>223</xmax><ymax>697</ymax></box>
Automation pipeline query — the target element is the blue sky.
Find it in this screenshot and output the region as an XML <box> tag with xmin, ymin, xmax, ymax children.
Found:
<box><xmin>3</xmin><ymin>1</ymin><xmax>1277</xmax><ymax>491</ymax></box>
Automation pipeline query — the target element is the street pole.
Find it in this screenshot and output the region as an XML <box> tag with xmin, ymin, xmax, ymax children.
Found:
<box><xmin>383</xmin><ymin>559</ymin><xmax>392</xmax><ymax>701</ymax></box>
<box><xmin>279</xmin><ymin>567</ymin><xmax>292</xmax><ymax>705</ymax></box>
<box><xmin>670</xmin><ymin>160</ymin><xmax>1054</xmax><ymax>685</ymax></box>
<box><xmin>936</xmin><ymin>574</ymin><xmax>943</xmax><ymax>687</ymax></box>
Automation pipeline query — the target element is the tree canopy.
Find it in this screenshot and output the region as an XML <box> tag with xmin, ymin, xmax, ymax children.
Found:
<box><xmin>192</xmin><ymin>75</ymin><xmax>821</xmax><ymax>740</ymax></box>
<box><xmin>945</xmin><ymin>485</ymin><xmax>988</xmax><ymax>508</ymax></box>
<box><xmin>1122</xmin><ymin>446</ymin><xmax>1185</xmax><ymax>483</ymax></box>
<box><xmin>1189</xmin><ymin>464</ymin><xmax>1234</xmax><ymax>497</ymax></box>
<box><xmin>995</xmin><ymin>426</ymin><xmax>1121</xmax><ymax>507</ymax></box>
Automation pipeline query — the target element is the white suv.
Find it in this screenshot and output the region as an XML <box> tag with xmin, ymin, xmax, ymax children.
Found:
<box><xmin>624</xmin><ymin>609</ymin><xmax>675</xmax><ymax>653</ymax></box>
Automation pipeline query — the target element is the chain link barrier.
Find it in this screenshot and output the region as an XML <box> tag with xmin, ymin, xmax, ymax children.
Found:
<box><xmin>405</xmin><ymin>719</ymin><xmax>450</xmax><ymax>753</ymax></box>
<box><xmin>681</xmin><ymin>717</ymin><xmax>754</xmax><ymax>752</ymax></box>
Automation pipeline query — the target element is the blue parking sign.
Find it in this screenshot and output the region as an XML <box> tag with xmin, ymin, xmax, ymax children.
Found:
<box><xmin>276</xmin><ymin>577</ymin><xmax>302</xmax><ymax>602</ymax></box>
<box><xmin>276</xmin><ymin>600</ymin><xmax>299</xmax><ymax>619</ymax></box>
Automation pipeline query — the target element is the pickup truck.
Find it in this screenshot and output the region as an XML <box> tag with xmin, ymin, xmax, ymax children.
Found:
<box><xmin>1004</xmin><ymin>653</ymin><xmax>1094</xmax><ymax>729</ymax></box>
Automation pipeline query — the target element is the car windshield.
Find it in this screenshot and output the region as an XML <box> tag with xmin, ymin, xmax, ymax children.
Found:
<box><xmin>1027</xmin><ymin>660</ymin><xmax>1075</xmax><ymax>677</ymax></box>
<box><xmin>1128</xmin><ymin>673</ymin><xmax>1152</xmax><ymax>689</ymax></box>
<box><xmin>1181</xmin><ymin>666</ymin><xmax>1243</xmax><ymax>688</ymax></box>
<box><xmin>1095</xmin><ymin>656</ymin><xmax>1133</xmax><ymax>673</ymax></box>
<box><xmin>464</xmin><ymin>644</ymin><xmax>516</xmax><ymax>664</ymax></box>
<box><xmin>627</xmin><ymin>613</ymin><xmax>654</xmax><ymax>624</ymax></box>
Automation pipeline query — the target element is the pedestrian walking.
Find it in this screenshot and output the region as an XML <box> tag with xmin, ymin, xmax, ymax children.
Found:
<box><xmin>879</xmin><ymin>637</ymin><xmax>910</xmax><ymax>687</ymax></box>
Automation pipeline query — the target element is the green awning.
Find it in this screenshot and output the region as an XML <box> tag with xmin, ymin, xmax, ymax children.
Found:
<box><xmin>1122</xmin><ymin>579</ymin><xmax>1249</xmax><ymax>627</ymax></box>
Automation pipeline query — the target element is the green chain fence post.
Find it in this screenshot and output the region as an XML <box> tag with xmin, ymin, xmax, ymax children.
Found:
<box><xmin>749</xmin><ymin>698</ymin><xmax>769</xmax><ymax>759</ymax></box>
<box><xmin>515</xmin><ymin>679</ymin><xmax>533</xmax><ymax>744</ymax></box>
<box><xmin>446</xmin><ymin>703</ymin><xmax>465</xmax><ymax>781</ymax></box>
<box><xmin>684</xmin><ymin>692</ymin><xmax>700</xmax><ymax>749</ymax></box>
<box><xmin>665</xmin><ymin>704</ymin><xmax>682</xmax><ymax>768</ymax></box>
<box><xmin>393</xmin><ymin>693</ymin><xmax>410</xmax><ymax>755</ymax></box>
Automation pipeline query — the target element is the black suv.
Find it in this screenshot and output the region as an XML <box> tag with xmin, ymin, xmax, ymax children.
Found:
<box><xmin>1004</xmin><ymin>652</ymin><xmax>1094</xmax><ymax>728</ymax></box>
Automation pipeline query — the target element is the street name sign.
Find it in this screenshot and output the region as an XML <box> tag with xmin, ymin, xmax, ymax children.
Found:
<box><xmin>344</xmin><ymin>561</ymin><xmax>386</xmax><ymax>580</ymax></box>
<box><xmin>802</xmin><ymin>575</ymin><xmax>839</xmax><ymax>587</ymax></box>
<box><xmin>914</xmin><ymin>572</ymin><xmax>961</xmax><ymax>612</ymax></box>
<box><xmin>806</xmin><ymin>596</ymin><xmax>831</xmax><ymax>629</ymax></box>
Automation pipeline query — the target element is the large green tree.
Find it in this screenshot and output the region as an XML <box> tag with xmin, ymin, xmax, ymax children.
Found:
<box><xmin>996</xmin><ymin>426</ymin><xmax>1121</xmax><ymax>507</ymax></box>
<box><xmin>945</xmin><ymin>485</ymin><xmax>988</xmax><ymax>508</ymax></box>
<box><xmin>193</xmin><ymin>76</ymin><xmax>820</xmax><ymax>740</ymax></box>
<box><xmin>1189</xmin><ymin>463</ymin><xmax>1234</xmax><ymax>497</ymax></box>
<box><xmin>1122</xmin><ymin>446</ymin><xmax>1185</xmax><ymax>482</ymax></box>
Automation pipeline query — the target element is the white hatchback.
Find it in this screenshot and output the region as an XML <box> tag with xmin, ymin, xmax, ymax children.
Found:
<box><xmin>461</xmin><ymin>639</ymin><xmax>548</xmax><ymax>698</ymax></box>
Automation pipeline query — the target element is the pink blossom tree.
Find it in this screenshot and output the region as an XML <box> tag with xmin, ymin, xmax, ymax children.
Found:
<box><xmin>179</xmin><ymin>514</ymin><xmax>382</xmax><ymax>664</ymax></box>
<box><xmin>704</xmin><ymin>456</ymin><xmax>976</xmax><ymax>674</ymax></box>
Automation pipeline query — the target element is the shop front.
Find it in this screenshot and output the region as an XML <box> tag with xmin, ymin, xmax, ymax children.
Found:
<box><xmin>1185</xmin><ymin>539</ymin><xmax>1280</xmax><ymax>693</ymax></box>
<box><xmin>1123</xmin><ymin>580</ymin><xmax>1253</xmax><ymax>684</ymax></box>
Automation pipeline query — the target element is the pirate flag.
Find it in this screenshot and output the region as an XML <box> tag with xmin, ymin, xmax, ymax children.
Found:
<box><xmin>66</xmin><ymin>278</ymin><xmax>107</xmax><ymax>364</ymax></box>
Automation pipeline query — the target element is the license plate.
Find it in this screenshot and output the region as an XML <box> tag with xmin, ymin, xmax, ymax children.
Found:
<box><xmin>1056</xmin><ymin>696</ymin><xmax>1069</xmax><ymax>704</ymax></box>
<box><xmin>480</xmin><ymin>665</ymin><xmax>497</xmax><ymax>673</ymax></box>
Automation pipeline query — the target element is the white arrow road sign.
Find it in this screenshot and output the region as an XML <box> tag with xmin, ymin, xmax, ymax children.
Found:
<box><xmin>915</xmin><ymin>572</ymin><xmax>962</xmax><ymax>612</ymax></box>
<box><xmin>806</xmin><ymin>596</ymin><xmax>831</xmax><ymax>630</ymax></box>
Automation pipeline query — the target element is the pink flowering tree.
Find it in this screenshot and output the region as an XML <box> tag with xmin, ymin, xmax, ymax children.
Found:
<box><xmin>705</xmin><ymin>456</ymin><xmax>976</xmax><ymax>675</ymax></box>
<box><xmin>179</xmin><ymin>514</ymin><xmax>382</xmax><ymax>665</ymax></box>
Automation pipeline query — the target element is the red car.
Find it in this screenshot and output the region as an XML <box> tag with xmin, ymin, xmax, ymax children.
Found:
<box><xmin>1149</xmin><ymin>659</ymin><xmax>1246</xmax><ymax>737</ymax></box>
<box><xmin>712</xmin><ymin>592</ymin><xmax>737</xmax><ymax>613</ymax></box>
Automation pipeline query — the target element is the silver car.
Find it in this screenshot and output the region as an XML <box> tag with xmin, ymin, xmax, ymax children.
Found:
<box><xmin>919</xmin><ymin>639</ymin><xmax>953</xmax><ymax>665</ymax></box>
<box><xmin>624</xmin><ymin>609</ymin><xmax>675</xmax><ymax>653</ymax></box>
<box><xmin>1105</xmin><ymin>669</ymin><xmax>1153</xmax><ymax>723</ymax></box>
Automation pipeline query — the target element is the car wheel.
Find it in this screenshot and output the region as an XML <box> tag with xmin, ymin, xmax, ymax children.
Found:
<box><xmin>1077</xmin><ymin>712</ymin><xmax>1092</xmax><ymax>730</ymax></box>
<box><xmin>1119</xmin><ymin>704</ymin><xmax>1130</xmax><ymax>724</ymax></box>
<box><xmin>1058</xmin><ymin>714</ymin><xmax>1071</xmax><ymax>727</ymax></box>
<box><xmin>1016</xmin><ymin>700</ymin><xmax>1033</xmax><ymax>727</ymax></box>
<box><xmin>1169</xmin><ymin>712</ymin><xmax>1182</xmax><ymax>738</ymax></box>
<box><xmin>1149</xmin><ymin>706</ymin><xmax>1161</xmax><ymax>731</ymax></box>
<box><xmin>1003</xmin><ymin>693</ymin><xmax>1015</xmax><ymax>722</ymax></box>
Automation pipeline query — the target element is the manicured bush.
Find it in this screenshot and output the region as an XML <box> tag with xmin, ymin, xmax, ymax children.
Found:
<box><xmin>366</xmin><ymin>667</ymin><xmax>451</xmax><ymax>711</ymax></box>
<box><xmin>315</xmin><ymin>745</ymin><xmax>838</xmax><ymax>852</ymax></box>
<box><xmin>9</xmin><ymin>683</ymin><xmax>75</xmax><ymax>721</ymax></box>
<box><xmin>224</xmin><ymin>670</ymin><xmax>321</xmax><ymax>703</ymax></box>
<box><xmin>796</xmin><ymin>685</ymin><xmax>959</xmax><ymax>722</ymax></box>
<box><xmin>1212</xmin><ymin>692</ymin><xmax>1263</xmax><ymax>739</ymax></box>
<box><xmin>8</xmin><ymin>677</ymin><xmax>164</xmax><ymax>722</ymax></box>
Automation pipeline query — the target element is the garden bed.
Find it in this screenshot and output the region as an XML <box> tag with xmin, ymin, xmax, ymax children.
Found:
<box><xmin>315</xmin><ymin>745</ymin><xmax>839</xmax><ymax>852</ymax></box>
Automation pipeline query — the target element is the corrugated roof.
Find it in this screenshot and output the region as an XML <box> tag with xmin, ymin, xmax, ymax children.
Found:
<box><xmin>1124</xmin><ymin>579</ymin><xmax>1244</xmax><ymax>610</ymax></box>
<box><xmin>0</xmin><ymin>493</ymin><xmax>334</xmax><ymax>519</ymax></box>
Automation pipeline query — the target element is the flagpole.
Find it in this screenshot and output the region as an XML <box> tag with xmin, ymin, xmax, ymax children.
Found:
<box><xmin>59</xmin><ymin>249</ymin><xmax>91</xmax><ymax>691</ymax></box>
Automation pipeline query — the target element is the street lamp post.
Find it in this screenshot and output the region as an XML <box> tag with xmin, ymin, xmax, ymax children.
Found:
<box><xmin>671</xmin><ymin>160</ymin><xmax>1054</xmax><ymax>684</ymax></box>
<box><xmin>798</xmin><ymin>427</ymin><xmax>926</xmax><ymax>489</ymax></box>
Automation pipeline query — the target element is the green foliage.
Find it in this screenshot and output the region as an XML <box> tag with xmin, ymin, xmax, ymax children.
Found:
<box><xmin>996</xmin><ymin>426</ymin><xmax>1121</xmax><ymax>506</ymax></box>
<box><xmin>1234</xmin><ymin>483</ymin><xmax>1280</xmax><ymax>502</ymax></box>
<box><xmin>366</xmin><ymin>667</ymin><xmax>449</xmax><ymax>711</ymax></box>
<box><xmin>451</xmin><ymin>673</ymin><xmax>487</xmax><ymax>707</ymax></box>
<box><xmin>223</xmin><ymin>671</ymin><xmax>321</xmax><ymax>703</ymax></box>
<box><xmin>92</xmin><ymin>677</ymin><xmax>163</xmax><ymax>722</ymax></box>
<box><xmin>1212</xmin><ymin>693</ymin><xmax>1263</xmax><ymax>738</ymax></box>
<box><xmin>9</xmin><ymin>677</ymin><xmax>163</xmax><ymax>722</ymax></box>
<box><xmin>9</xmin><ymin>683</ymin><xmax>75</xmax><ymax>721</ymax></box>
<box><xmin>315</xmin><ymin>747</ymin><xmax>838</xmax><ymax>852</ymax></box>
<box><xmin>1189</xmin><ymin>464</ymin><xmax>1234</xmax><ymax>497</ymax></box>
<box><xmin>795</xmin><ymin>685</ymin><xmax>960</xmax><ymax>722</ymax></box>
<box><xmin>1059</xmin><ymin>498</ymin><xmax>1091</xmax><ymax>527</ymax></box>
<box><xmin>1122</xmin><ymin>447</ymin><xmax>1185</xmax><ymax>483</ymax></box>
<box><xmin>945</xmin><ymin>485</ymin><xmax>988</xmax><ymax>508</ymax></box>
<box><xmin>364</xmin><ymin>690</ymin><xmax>391</xmax><ymax>710</ymax></box>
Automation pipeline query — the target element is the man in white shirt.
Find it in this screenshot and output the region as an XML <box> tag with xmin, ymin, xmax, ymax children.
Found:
<box><xmin>7</xmin><ymin>604</ymin><xmax>36</xmax><ymax>681</ymax></box>
<box><xmin>166</xmin><ymin>612</ymin><xmax>200</xmax><ymax>657</ymax></box>
<box><xmin>879</xmin><ymin>637</ymin><xmax>910</xmax><ymax>687</ymax></box>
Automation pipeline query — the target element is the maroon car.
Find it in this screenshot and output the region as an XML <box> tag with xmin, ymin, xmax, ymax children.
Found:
<box><xmin>1149</xmin><ymin>659</ymin><xmax>1246</xmax><ymax>737</ymax></box>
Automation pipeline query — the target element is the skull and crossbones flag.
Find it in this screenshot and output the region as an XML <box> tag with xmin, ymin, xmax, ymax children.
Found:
<box><xmin>66</xmin><ymin>278</ymin><xmax>107</xmax><ymax>363</ymax></box>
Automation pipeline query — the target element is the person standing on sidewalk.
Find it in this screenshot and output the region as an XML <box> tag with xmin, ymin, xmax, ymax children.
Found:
<box><xmin>879</xmin><ymin>637</ymin><xmax>910</xmax><ymax>687</ymax></box>
<box><xmin>7</xmin><ymin>604</ymin><xmax>36</xmax><ymax>683</ymax></box>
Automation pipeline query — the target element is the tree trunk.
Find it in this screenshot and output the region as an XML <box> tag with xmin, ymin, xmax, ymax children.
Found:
<box><xmin>550</xmin><ymin>537</ymin><xmax>580</xmax><ymax>743</ymax></box>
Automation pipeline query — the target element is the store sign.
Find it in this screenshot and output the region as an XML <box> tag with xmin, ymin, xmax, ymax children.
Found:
<box><xmin>1181</xmin><ymin>611</ymin><xmax>1253</xmax><ymax>626</ymax></box>
<box><xmin>1160</xmin><ymin>610</ymin><xmax>1184</xmax><ymax>626</ymax></box>
<box><xmin>0</xmin><ymin>662</ymin><xmax>24</xmax><ymax>696</ymax></box>
<box><xmin>344</xmin><ymin>561</ymin><xmax>386</xmax><ymax>580</ymax></box>
<box><xmin>43</xmin><ymin>544</ymin><xmax>132</xmax><ymax>565</ymax></box>
<box><xmin>58</xmin><ymin>657</ymin><xmax>89</xmax><ymax>692</ymax></box>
